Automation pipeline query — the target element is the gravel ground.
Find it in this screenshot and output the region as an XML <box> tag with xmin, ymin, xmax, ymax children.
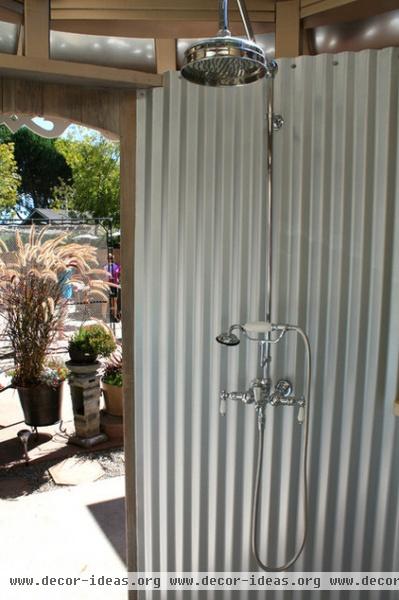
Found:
<box><xmin>0</xmin><ymin>448</ymin><xmax>125</xmax><ymax>499</ymax></box>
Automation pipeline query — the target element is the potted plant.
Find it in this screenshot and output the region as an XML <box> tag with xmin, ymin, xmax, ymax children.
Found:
<box><xmin>101</xmin><ymin>348</ymin><xmax>123</xmax><ymax>416</ymax></box>
<box><xmin>0</xmin><ymin>226</ymin><xmax>109</xmax><ymax>427</ymax></box>
<box><xmin>17</xmin><ymin>358</ymin><xmax>69</xmax><ymax>427</ymax></box>
<box><xmin>68</xmin><ymin>323</ymin><xmax>116</xmax><ymax>364</ymax></box>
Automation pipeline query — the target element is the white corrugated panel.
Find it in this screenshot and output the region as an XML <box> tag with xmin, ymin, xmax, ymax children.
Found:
<box><xmin>134</xmin><ymin>48</ymin><xmax>399</xmax><ymax>599</ymax></box>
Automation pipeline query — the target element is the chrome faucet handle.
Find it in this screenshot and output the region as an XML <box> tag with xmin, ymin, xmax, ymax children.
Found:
<box><xmin>275</xmin><ymin>379</ymin><xmax>293</xmax><ymax>397</ymax></box>
<box><xmin>219</xmin><ymin>391</ymin><xmax>228</xmax><ymax>416</ymax></box>
<box><xmin>297</xmin><ymin>396</ymin><xmax>305</xmax><ymax>424</ymax></box>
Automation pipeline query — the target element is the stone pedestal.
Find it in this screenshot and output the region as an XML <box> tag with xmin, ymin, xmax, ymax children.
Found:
<box><xmin>67</xmin><ymin>361</ymin><xmax>108</xmax><ymax>448</ymax></box>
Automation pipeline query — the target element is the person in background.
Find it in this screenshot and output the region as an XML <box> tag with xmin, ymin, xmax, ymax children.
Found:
<box><xmin>57</xmin><ymin>268</ymin><xmax>74</xmax><ymax>336</ymax></box>
<box><xmin>59</xmin><ymin>268</ymin><xmax>74</xmax><ymax>301</ymax></box>
<box><xmin>105</xmin><ymin>247</ymin><xmax>120</xmax><ymax>322</ymax></box>
<box><xmin>113</xmin><ymin>246</ymin><xmax>121</xmax><ymax>321</ymax></box>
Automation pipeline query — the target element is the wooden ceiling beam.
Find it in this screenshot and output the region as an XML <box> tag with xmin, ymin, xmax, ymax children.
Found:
<box><xmin>50</xmin><ymin>19</ymin><xmax>275</xmax><ymax>38</ymax></box>
<box><xmin>0</xmin><ymin>76</ymin><xmax>124</xmax><ymax>136</ymax></box>
<box><xmin>0</xmin><ymin>7</ymin><xmax>22</xmax><ymax>25</ymax></box>
<box><xmin>51</xmin><ymin>0</ymin><xmax>274</xmax><ymax>10</ymax></box>
<box><xmin>24</xmin><ymin>0</ymin><xmax>50</xmax><ymax>59</ymax></box>
<box><xmin>301</xmin><ymin>0</ymin><xmax>357</xmax><ymax>19</ymax></box>
<box><xmin>155</xmin><ymin>39</ymin><xmax>177</xmax><ymax>73</ymax></box>
<box><xmin>0</xmin><ymin>53</ymin><xmax>162</xmax><ymax>89</ymax></box>
<box><xmin>0</xmin><ymin>0</ymin><xmax>23</xmax><ymax>20</ymax></box>
<box><xmin>16</xmin><ymin>24</ymin><xmax>23</xmax><ymax>55</ymax></box>
<box><xmin>50</xmin><ymin>9</ymin><xmax>275</xmax><ymax>23</ymax></box>
<box><xmin>303</xmin><ymin>0</ymin><xmax>399</xmax><ymax>28</ymax></box>
<box><xmin>275</xmin><ymin>0</ymin><xmax>300</xmax><ymax>58</ymax></box>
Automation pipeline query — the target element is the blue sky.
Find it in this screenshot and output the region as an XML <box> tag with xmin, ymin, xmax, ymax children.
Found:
<box><xmin>32</xmin><ymin>117</ymin><xmax>91</xmax><ymax>140</ymax></box>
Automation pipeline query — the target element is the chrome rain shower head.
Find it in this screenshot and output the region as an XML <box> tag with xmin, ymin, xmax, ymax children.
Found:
<box><xmin>181</xmin><ymin>36</ymin><xmax>269</xmax><ymax>87</ymax></box>
<box><xmin>181</xmin><ymin>0</ymin><xmax>277</xmax><ymax>87</ymax></box>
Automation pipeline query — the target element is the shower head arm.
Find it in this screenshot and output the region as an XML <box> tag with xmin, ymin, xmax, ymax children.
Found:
<box><xmin>235</xmin><ymin>0</ymin><xmax>256</xmax><ymax>42</ymax></box>
<box><xmin>218</xmin><ymin>0</ymin><xmax>256</xmax><ymax>42</ymax></box>
<box><xmin>218</xmin><ymin>0</ymin><xmax>230</xmax><ymax>36</ymax></box>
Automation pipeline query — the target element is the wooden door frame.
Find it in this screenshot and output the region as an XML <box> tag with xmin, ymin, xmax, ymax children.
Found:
<box><xmin>0</xmin><ymin>54</ymin><xmax>163</xmax><ymax>597</ymax></box>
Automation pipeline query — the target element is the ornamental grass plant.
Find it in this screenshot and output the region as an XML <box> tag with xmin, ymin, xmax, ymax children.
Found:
<box><xmin>0</xmin><ymin>226</ymin><xmax>109</xmax><ymax>387</ymax></box>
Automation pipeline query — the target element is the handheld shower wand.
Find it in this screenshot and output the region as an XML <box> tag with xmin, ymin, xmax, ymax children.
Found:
<box><xmin>217</xmin><ymin>322</ymin><xmax>311</xmax><ymax>571</ymax></box>
<box><xmin>251</xmin><ymin>326</ymin><xmax>311</xmax><ymax>572</ymax></box>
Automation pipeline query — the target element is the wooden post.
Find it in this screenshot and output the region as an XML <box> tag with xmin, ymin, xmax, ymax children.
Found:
<box><xmin>119</xmin><ymin>91</ymin><xmax>138</xmax><ymax>598</ymax></box>
<box><xmin>155</xmin><ymin>38</ymin><xmax>177</xmax><ymax>73</ymax></box>
<box><xmin>17</xmin><ymin>25</ymin><xmax>24</xmax><ymax>56</ymax></box>
<box><xmin>24</xmin><ymin>0</ymin><xmax>50</xmax><ymax>59</ymax></box>
<box><xmin>275</xmin><ymin>0</ymin><xmax>300</xmax><ymax>58</ymax></box>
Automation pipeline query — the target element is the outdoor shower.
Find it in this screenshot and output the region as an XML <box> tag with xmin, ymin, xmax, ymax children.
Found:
<box><xmin>182</xmin><ymin>0</ymin><xmax>312</xmax><ymax>572</ymax></box>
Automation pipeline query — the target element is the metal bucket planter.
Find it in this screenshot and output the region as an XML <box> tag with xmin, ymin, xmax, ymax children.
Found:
<box><xmin>101</xmin><ymin>381</ymin><xmax>123</xmax><ymax>417</ymax></box>
<box><xmin>17</xmin><ymin>382</ymin><xmax>64</xmax><ymax>427</ymax></box>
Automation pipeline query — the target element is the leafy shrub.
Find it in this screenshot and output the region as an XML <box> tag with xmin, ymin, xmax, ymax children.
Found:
<box><xmin>69</xmin><ymin>323</ymin><xmax>116</xmax><ymax>358</ymax></box>
<box><xmin>102</xmin><ymin>347</ymin><xmax>122</xmax><ymax>387</ymax></box>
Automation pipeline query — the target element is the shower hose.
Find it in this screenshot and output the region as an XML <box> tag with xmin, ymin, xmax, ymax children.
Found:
<box><xmin>251</xmin><ymin>326</ymin><xmax>311</xmax><ymax>571</ymax></box>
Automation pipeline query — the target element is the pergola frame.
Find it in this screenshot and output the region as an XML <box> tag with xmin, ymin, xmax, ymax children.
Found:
<box><xmin>0</xmin><ymin>1</ymin><xmax>397</xmax><ymax>597</ymax></box>
<box><xmin>0</xmin><ymin>0</ymin><xmax>397</xmax><ymax>63</ymax></box>
<box><xmin>0</xmin><ymin>50</ymin><xmax>162</xmax><ymax>599</ymax></box>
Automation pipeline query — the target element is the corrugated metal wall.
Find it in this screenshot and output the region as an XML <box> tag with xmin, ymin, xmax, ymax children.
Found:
<box><xmin>134</xmin><ymin>48</ymin><xmax>399</xmax><ymax>599</ymax></box>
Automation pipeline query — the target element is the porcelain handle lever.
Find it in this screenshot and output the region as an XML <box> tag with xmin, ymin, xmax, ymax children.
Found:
<box><xmin>219</xmin><ymin>391</ymin><xmax>228</xmax><ymax>416</ymax></box>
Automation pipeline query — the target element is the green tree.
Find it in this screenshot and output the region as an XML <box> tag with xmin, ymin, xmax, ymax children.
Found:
<box><xmin>0</xmin><ymin>142</ymin><xmax>21</xmax><ymax>212</ymax></box>
<box><xmin>0</xmin><ymin>125</ymin><xmax>72</xmax><ymax>208</ymax></box>
<box><xmin>54</xmin><ymin>130</ymin><xmax>120</xmax><ymax>222</ymax></box>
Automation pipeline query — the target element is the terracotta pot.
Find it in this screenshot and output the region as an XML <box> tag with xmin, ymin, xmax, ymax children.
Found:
<box><xmin>101</xmin><ymin>381</ymin><xmax>123</xmax><ymax>417</ymax></box>
<box><xmin>17</xmin><ymin>382</ymin><xmax>64</xmax><ymax>427</ymax></box>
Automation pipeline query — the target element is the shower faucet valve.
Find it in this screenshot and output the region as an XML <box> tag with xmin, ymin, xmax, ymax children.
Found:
<box><xmin>217</xmin><ymin>321</ymin><xmax>310</xmax><ymax>431</ymax></box>
<box><xmin>220</xmin><ymin>378</ymin><xmax>305</xmax><ymax>424</ymax></box>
